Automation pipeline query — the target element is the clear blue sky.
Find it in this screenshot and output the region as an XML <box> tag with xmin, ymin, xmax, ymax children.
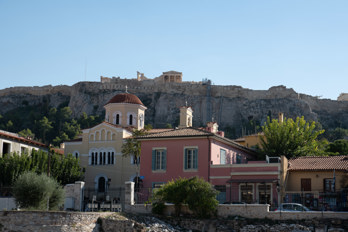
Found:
<box><xmin>1</xmin><ymin>1</ymin><xmax>347</xmax><ymax>100</ymax></box>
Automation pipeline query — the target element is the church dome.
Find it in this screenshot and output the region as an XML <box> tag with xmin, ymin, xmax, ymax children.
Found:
<box><xmin>106</xmin><ymin>93</ymin><xmax>144</xmax><ymax>106</ymax></box>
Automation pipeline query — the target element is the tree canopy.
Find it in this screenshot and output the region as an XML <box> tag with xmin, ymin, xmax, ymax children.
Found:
<box><xmin>152</xmin><ymin>177</ymin><xmax>218</xmax><ymax>218</ymax></box>
<box><xmin>326</xmin><ymin>139</ymin><xmax>348</xmax><ymax>155</ymax></box>
<box><xmin>260</xmin><ymin>116</ymin><xmax>325</xmax><ymax>159</ymax></box>
<box><xmin>0</xmin><ymin>149</ymin><xmax>84</xmax><ymax>189</ymax></box>
<box><xmin>13</xmin><ymin>172</ymin><xmax>65</xmax><ymax>210</ymax></box>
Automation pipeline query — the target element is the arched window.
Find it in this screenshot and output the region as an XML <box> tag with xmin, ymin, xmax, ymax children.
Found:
<box><xmin>94</xmin><ymin>153</ymin><xmax>98</xmax><ymax>165</ymax></box>
<box><xmin>129</xmin><ymin>114</ymin><xmax>133</xmax><ymax>125</ymax></box>
<box><xmin>108</xmin><ymin>152</ymin><xmax>111</xmax><ymax>164</ymax></box>
<box><xmin>99</xmin><ymin>152</ymin><xmax>102</xmax><ymax>164</ymax></box>
<box><xmin>116</xmin><ymin>114</ymin><xmax>120</xmax><ymax>125</ymax></box>
<box><xmin>111</xmin><ymin>152</ymin><xmax>114</xmax><ymax>164</ymax></box>
<box><xmin>91</xmin><ymin>152</ymin><xmax>95</xmax><ymax>165</ymax></box>
<box><xmin>103</xmin><ymin>152</ymin><xmax>106</xmax><ymax>165</ymax></box>
<box><xmin>98</xmin><ymin>177</ymin><xmax>106</xmax><ymax>192</ymax></box>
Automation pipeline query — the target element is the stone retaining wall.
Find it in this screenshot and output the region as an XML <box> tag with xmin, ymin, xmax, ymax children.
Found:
<box><xmin>126</xmin><ymin>203</ymin><xmax>348</xmax><ymax>220</ymax></box>
<box><xmin>0</xmin><ymin>211</ymin><xmax>113</xmax><ymax>232</ymax></box>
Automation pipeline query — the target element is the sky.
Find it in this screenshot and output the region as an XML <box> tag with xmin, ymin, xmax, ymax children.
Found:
<box><xmin>0</xmin><ymin>1</ymin><xmax>347</xmax><ymax>100</ymax></box>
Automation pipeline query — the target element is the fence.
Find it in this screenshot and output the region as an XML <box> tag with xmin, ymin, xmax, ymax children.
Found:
<box><xmin>83</xmin><ymin>187</ymin><xmax>125</xmax><ymax>212</ymax></box>
<box><xmin>284</xmin><ymin>189</ymin><xmax>348</xmax><ymax>211</ymax></box>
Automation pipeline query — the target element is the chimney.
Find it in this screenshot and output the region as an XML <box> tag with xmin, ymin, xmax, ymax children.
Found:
<box><xmin>178</xmin><ymin>106</ymin><xmax>193</xmax><ymax>128</ymax></box>
<box><xmin>206</xmin><ymin>122</ymin><xmax>219</xmax><ymax>133</ymax></box>
<box><xmin>278</xmin><ymin>112</ymin><xmax>284</xmax><ymax>123</ymax></box>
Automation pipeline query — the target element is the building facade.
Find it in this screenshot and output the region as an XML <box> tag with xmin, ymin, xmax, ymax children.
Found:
<box><xmin>136</xmin><ymin>107</ymin><xmax>285</xmax><ymax>205</ymax></box>
<box><xmin>0</xmin><ymin>130</ymin><xmax>48</xmax><ymax>157</ymax></box>
<box><xmin>64</xmin><ymin>92</ymin><xmax>147</xmax><ymax>196</ymax></box>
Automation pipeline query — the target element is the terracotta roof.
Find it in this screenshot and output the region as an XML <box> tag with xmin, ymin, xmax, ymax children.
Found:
<box><xmin>137</xmin><ymin>127</ymin><xmax>213</xmax><ymax>139</ymax></box>
<box><xmin>289</xmin><ymin>156</ymin><xmax>348</xmax><ymax>171</ymax></box>
<box><xmin>106</xmin><ymin>93</ymin><xmax>144</xmax><ymax>106</ymax></box>
<box><xmin>148</xmin><ymin>128</ymin><xmax>176</xmax><ymax>134</ymax></box>
<box><xmin>0</xmin><ymin>130</ymin><xmax>47</xmax><ymax>148</ymax></box>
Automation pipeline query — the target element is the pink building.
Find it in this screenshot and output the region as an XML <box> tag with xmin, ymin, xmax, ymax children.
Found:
<box><xmin>137</xmin><ymin>107</ymin><xmax>284</xmax><ymax>205</ymax></box>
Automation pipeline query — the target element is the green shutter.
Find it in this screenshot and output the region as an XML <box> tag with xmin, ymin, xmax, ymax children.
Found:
<box><xmin>162</xmin><ymin>150</ymin><xmax>167</xmax><ymax>170</ymax></box>
<box><xmin>152</xmin><ymin>150</ymin><xmax>156</xmax><ymax>170</ymax></box>
<box><xmin>184</xmin><ymin>148</ymin><xmax>188</xmax><ymax>169</ymax></box>
<box><xmin>194</xmin><ymin>148</ymin><xmax>198</xmax><ymax>169</ymax></box>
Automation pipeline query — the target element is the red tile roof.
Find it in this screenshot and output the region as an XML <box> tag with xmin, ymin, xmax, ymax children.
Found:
<box><xmin>0</xmin><ymin>130</ymin><xmax>47</xmax><ymax>148</ymax></box>
<box><xmin>137</xmin><ymin>127</ymin><xmax>213</xmax><ymax>138</ymax></box>
<box><xmin>289</xmin><ymin>156</ymin><xmax>348</xmax><ymax>171</ymax></box>
<box><xmin>105</xmin><ymin>93</ymin><xmax>144</xmax><ymax>106</ymax></box>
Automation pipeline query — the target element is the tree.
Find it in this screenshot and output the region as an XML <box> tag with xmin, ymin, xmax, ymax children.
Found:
<box><xmin>260</xmin><ymin>116</ymin><xmax>325</xmax><ymax>159</ymax></box>
<box><xmin>152</xmin><ymin>177</ymin><xmax>218</xmax><ymax>218</ymax></box>
<box><xmin>0</xmin><ymin>150</ymin><xmax>84</xmax><ymax>187</ymax></box>
<box><xmin>325</xmin><ymin>128</ymin><xmax>348</xmax><ymax>142</ymax></box>
<box><xmin>326</xmin><ymin>139</ymin><xmax>348</xmax><ymax>155</ymax></box>
<box><xmin>122</xmin><ymin>129</ymin><xmax>149</xmax><ymax>190</ymax></box>
<box><xmin>18</xmin><ymin>128</ymin><xmax>35</xmax><ymax>139</ymax></box>
<box><xmin>37</xmin><ymin>116</ymin><xmax>53</xmax><ymax>144</ymax></box>
<box><xmin>13</xmin><ymin>172</ymin><xmax>65</xmax><ymax>210</ymax></box>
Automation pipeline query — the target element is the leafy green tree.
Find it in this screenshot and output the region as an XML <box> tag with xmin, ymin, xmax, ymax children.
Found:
<box><xmin>50</xmin><ymin>153</ymin><xmax>84</xmax><ymax>185</ymax></box>
<box><xmin>6</xmin><ymin>120</ymin><xmax>13</xmax><ymax>131</ymax></box>
<box><xmin>185</xmin><ymin>177</ymin><xmax>219</xmax><ymax>218</ymax></box>
<box><xmin>326</xmin><ymin>139</ymin><xmax>348</xmax><ymax>155</ymax></box>
<box><xmin>325</xmin><ymin>128</ymin><xmax>348</xmax><ymax>142</ymax></box>
<box><xmin>37</xmin><ymin>116</ymin><xmax>53</xmax><ymax>144</ymax></box>
<box><xmin>13</xmin><ymin>172</ymin><xmax>65</xmax><ymax>210</ymax></box>
<box><xmin>62</xmin><ymin>119</ymin><xmax>81</xmax><ymax>139</ymax></box>
<box><xmin>52</xmin><ymin>132</ymin><xmax>69</xmax><ymax>146</ymax></box>
<box><xmin>18</xmin><ymin>128</ymin><xmax>35</xmax><ymax>139</ymax></box>
<box><xmin>152</xmin><ymin>177</ymin><xmax>218</xmax><ymax>218</ymax></box>
<box><xmin>260</xmin><ymin>116</ymin><xmax>325</xmax><ymax>159</ymax></box>
<box><xmin>0</xmin><ymin>150</ymin><xmax>84</xmax><ymax>187</ymax></box>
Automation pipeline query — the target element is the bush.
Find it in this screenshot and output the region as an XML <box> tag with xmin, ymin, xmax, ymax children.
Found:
<box><xmin>13</xmin><ymin>172</ymin><xmax>65</xmax><ymax>210</ymax></box>
<box><xmin>152</xmin><ymin>177</ymin><xmax>218</xmax><ymax>218</ymax></box>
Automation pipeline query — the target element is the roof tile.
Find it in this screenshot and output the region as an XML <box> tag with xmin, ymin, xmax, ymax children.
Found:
<box><xmin>289</xmin><ymin>156</ymin><xmax>348</xmax><ymax>171</ymax></box>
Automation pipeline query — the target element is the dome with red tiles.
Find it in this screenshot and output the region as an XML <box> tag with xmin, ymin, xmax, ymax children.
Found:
<box><xmin>106</xmin><ymin>93</ymin><xmax>144</xmax><ymax>106</ymax></box>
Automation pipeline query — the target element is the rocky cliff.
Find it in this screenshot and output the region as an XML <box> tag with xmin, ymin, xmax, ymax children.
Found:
<box><xmin>1</xmin><ymin>79</ymin><xmax>347</xmax><ymax>138</ymax></box>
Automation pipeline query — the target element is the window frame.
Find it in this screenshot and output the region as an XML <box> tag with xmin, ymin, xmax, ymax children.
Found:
<box><xmin>152</xmin><ymin>148</ymin><xmax>167</xmax><ymax>172</ymax></box>
<box><xmin>183</xmin><ymin>146</ymin><xmax>198</xmax><ymax>171</ymax></box>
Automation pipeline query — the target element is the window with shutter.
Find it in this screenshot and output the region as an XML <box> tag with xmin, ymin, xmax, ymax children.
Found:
<box><xmin>152</xmin><ymin>148</ymin><xmax>166</xmax><ymax>171</ymax></box>
<box><xmin>184</xmin><ymin>147</ymin><xmax>198</xmax><ymax>170</ymax></box>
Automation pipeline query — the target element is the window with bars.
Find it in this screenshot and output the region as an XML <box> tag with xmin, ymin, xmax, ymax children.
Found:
<box><xmin>152</xmin><ymin>149</ymin><xmax>166</xmax><ymax>171</ymax></box>
<box><xmin>184</xmin><ymin>148</ymin><xmax>198</xmax><ymax>170</ymax></box>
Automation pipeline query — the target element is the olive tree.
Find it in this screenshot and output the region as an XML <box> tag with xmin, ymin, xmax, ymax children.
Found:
<box><xmin>13</xmin><ymin>172</ymin><xmax>65</xmax><ymax>210</ymax></box>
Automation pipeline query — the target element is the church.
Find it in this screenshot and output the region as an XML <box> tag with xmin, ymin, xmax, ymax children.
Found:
<box><xmin>64</xmin><ymin>91</ymin><xmax>147</xmax><ymax>196</ymax></box>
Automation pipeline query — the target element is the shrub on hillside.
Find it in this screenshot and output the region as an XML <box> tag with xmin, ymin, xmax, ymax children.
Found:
<box><xmin>13</xmin><ymin>172</ymin><xmax>65</xmax><ymax>210</ymax></box>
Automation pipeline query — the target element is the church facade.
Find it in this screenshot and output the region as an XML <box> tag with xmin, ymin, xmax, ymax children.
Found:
<box><xmin>64</xmin><ymin>92</ymin><xmax>147</xmax><ymax>194</ymax></box>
